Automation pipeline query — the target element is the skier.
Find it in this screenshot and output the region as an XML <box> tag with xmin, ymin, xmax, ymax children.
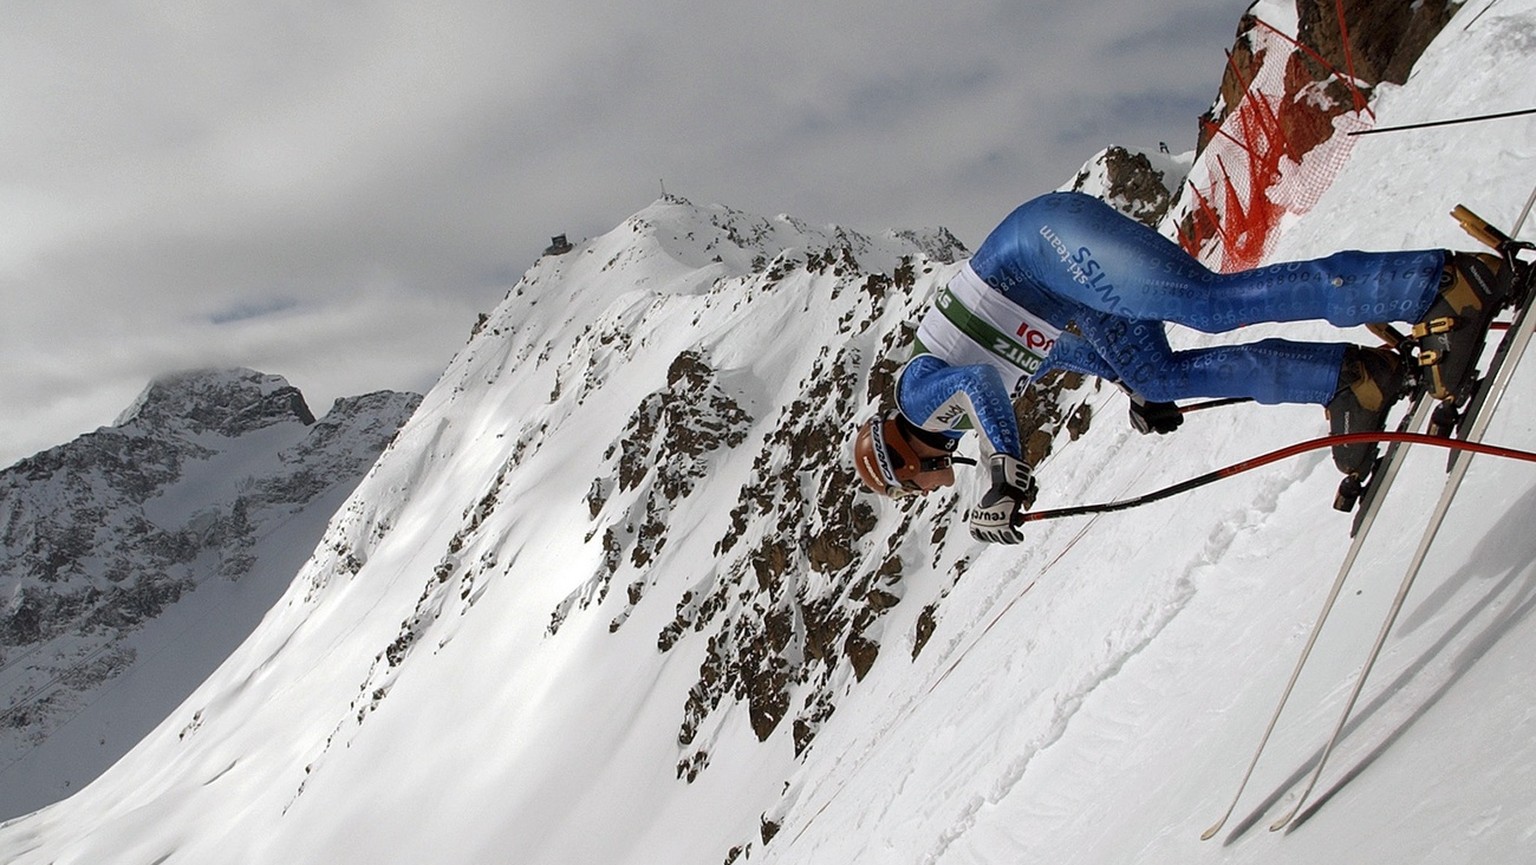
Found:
<box><xmin>853</xmin><ymin>191</ymin><xmax>1509</xmax><ymax>544</ymax></box>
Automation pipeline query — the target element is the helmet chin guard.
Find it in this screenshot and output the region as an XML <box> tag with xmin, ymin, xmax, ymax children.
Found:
<box><xmin>853</xmin><ymin>410</ymin><xmax>962</xmax><ymax>497</ymax></box>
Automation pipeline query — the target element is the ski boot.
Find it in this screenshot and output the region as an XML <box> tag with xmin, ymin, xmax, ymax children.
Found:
<box><xmin>1414</xmin><ymin>252</ymin><xmax>1509</xmax><ymax>416</ymax></box>
<box><xmin>1327</xmin><ymin>345</ymin><xmax>1407</xmax><ymax>511</ymax></box>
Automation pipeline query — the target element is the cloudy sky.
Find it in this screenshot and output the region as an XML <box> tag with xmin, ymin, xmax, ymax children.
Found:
<box><xmin>1</xmin><ymin>0</ymin><xmax>1250</xmax><ymax>467</ymax></box>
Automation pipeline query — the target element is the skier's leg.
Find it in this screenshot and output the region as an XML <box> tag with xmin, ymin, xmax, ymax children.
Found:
<box><xmin>1075</xmin><ymin>312</ymin><xmax>1347</xmax><ymax>405</ymax></box>
<box><xmin>1077</xmin><ymin>311</ymin><xmax>1410</xmax><ymax>476</ymax></box>
<box><xmin>974</xmin><ymin>192</ymin><xmax>1444</xmax><ymax>331</ymax></box>
<box><xmin>1039</xmin><ymin>331</ymin><xmax>1119</xmax><ymax>381</ymax></box>
<box><xmin>1190</xmin><ymin>249</ymin><xmax>1445</xmax><ymax>332</ymax></box>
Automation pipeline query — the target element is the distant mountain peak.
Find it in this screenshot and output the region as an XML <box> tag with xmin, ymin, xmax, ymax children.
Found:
<box><xmin>0</xmin><ymin>370</ymin><xmax>419</xmax><ymax>819</ymax></box>
<box><xmin>113</xmin><ymin>367</ymin><xmax>316</xmax><ymax>437</ymax></box>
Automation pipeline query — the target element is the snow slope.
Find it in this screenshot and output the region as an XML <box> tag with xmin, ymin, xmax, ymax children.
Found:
<box><xmin>2</xmin><ymin>2</ymin><xmax>1535</xmax><ymax>864</ymax></box>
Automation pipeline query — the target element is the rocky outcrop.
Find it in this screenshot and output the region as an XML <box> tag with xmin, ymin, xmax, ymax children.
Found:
<box><xmin>1170</xmin><ymin>2</ymin><xmax>1461</xmax><ymax>269</ymax></box>
<box><xmin>1065</xmin><ymin>146</ymin><xmax>1183</xmax><ymax>228</ymax></box>
<box><xmin>1199</xmin><ymin>1</ymin><xmax>1458</xmax><ymax>156</ymax></box>
<box><xmin>1296</xmin><ymin>0</ymin><xmax>1458</xmax><ymax>88</ymax></box>
<box><xmin>551</xmin><ymin>350</ymin><xmax>755</xmax><ymax>635</ymax></box>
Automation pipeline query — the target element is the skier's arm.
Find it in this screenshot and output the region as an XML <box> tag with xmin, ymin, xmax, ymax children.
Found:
<box><xmin>896</xmin><ymin>354</ymin><xmax>1022</xmax><ymax>459</ymax></box>
<box><xmin>896</xmin><ymin>355</ymin><xmax>1045</xmax><ymax>544</ymax></box>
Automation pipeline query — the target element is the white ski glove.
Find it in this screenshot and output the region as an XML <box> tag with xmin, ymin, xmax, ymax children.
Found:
<box><xmin>968</xmin><ymin>454</ymin><xmax>1038</xmax><ymax>545</ymax></box>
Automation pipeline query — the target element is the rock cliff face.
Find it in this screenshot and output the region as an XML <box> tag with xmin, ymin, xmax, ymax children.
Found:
<box><xmin>1200</xmin><ymin>1</ymin><xmax>1457</xmax><ymax>157</ymax></box>
<box><xmin>1295</xmin><ymin>0</ymin><xmax>1458</xmax><ymax>87</ymax></box>
<box><xmin>1164</xmin><ymin>1</ymin><xmax>1462</xmax><ymax>270</ymax></box>
<box><xmin>0</xmin><ymin>368</ymin><xmax>419</xmax><ymax>816</ymax></box>
<box><xmin>1064</xmin><ymin>145</ymin><xmax>1190</xmax><ymax>228</ymax></box>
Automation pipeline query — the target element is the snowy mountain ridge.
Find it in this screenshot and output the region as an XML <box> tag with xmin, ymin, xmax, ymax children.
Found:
<box><xmin>0</xmin><ymin>369</ymin><xmax>420</xmax><ymax>820</ymax></box>
<box><xmin>111</xmin><ymin>368</ymin><xmax>316</xmax><ymax>433</ymax></box>
<box><xmin>4</xmin><ymin>1</ymin><xmax>1536</xmax><ymax>863</ymax></box>
<box><xmin>279</xmin><ymin>197</ymin><xmax>981</xmax><ymax>801</ymax></box>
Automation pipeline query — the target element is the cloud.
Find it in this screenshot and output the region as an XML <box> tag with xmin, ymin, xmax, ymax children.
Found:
<box><xmin>209</xmin><ymin>298</ymin><xmax>301</xmax><ymax>325</ymax></box>
<box><xmin>0</xmin><ymin>0</ymin><xmax>1251</xmax><ymax>466</ymax></box>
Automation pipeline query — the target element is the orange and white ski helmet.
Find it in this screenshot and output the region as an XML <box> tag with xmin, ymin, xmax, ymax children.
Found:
<box><xmin>852</xmin><ymin>410</ymin><xmax>959</xmax><ymax>497</ymax></box>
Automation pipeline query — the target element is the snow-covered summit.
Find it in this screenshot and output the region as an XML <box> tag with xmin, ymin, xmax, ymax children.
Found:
<box><xmin>112</xmin><ymin>367</ymin><xmax>316</xmax><ymax>437</ymax></box>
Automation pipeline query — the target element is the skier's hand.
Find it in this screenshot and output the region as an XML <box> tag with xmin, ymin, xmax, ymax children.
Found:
<box><xmin>1128</xmin><ymin>393</ymin><xmax>1183</xmax><ymax>435</ymax></box>
<box><xmin>968</xmin><ymin>454</ymin><xmax>1037</xmax><ymax>544</ymax></box>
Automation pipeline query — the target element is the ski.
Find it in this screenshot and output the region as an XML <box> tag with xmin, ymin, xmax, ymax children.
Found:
<box><xmin>1199</xmin><ymin>395</ymin><xmax>1431</xmax><ymax>842</ymax></box>
<box><xmin>1267</xmin><ymin>216</ymin><xmax>1536</xmax><ymax>833</ymax></box>
<box><xmin>1201</xmin><ymin>204</ymin><xmax>1535</xmax><ymax>841</ymax></box>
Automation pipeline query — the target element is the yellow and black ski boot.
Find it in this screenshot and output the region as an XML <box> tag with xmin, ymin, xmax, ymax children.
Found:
<box><xmin>1414</xmin><ymin>251</ymin><xmax>1509</xmax><ymax>403</ymax></box>
<box><xmin>1326</xmin><ymin>345</ymin><xmax>1407</xmax><ymax>488</ymax></box>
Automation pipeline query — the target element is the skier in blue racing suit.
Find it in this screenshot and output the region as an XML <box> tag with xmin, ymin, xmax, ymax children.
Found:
<box><xmin>851</xmin><ymin>191</ymin><xmax>1508</xmax><ymax>544</ymax></box>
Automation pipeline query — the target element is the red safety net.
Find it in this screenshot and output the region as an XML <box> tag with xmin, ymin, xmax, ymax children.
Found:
<box><xmin>1178</xmin><ymin>17</ymin><xmax>1374</xmax><ymax>272</ymax></box>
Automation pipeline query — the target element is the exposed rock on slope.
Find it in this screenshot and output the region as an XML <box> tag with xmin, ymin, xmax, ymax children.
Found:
<box><xmin>1064</xmin><ymin>145</ymin><xmax>1188</xmax><ymax>228</ymax></box>
<box><xmin>1200</xmin><ymin>1</ymin><xmax>1457</xmax><ymax>158</ymax></box>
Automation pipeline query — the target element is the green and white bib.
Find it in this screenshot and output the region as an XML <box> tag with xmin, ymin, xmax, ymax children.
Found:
<box><xmin>914</xmin><ymin>263</ymin><xmax>1063</xmax><ymax>395</ymax></box>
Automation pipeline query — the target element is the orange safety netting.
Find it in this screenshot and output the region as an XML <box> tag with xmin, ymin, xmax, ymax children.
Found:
<box><xmin>1178</xmin><ymin>16</ymin><xmax>1373</xmax><ymax>272</ymax></box>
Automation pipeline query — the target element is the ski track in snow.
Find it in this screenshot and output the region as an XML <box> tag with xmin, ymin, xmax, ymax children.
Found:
<box><xmin>916</xmin><ymin>443</ymin><xmax>1321</xmax><ymax>863</ymax></box>
<box><xmin>773</xmin><ymin>392</ymin><xmax>1327</xmax><ymax>864</ymax></box>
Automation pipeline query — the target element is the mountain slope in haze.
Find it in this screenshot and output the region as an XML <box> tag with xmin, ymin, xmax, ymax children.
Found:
<box><xmin>0</xmin><ymin>191</ymin><xmax>1014</xmax><ymax>863</ymax></box>
<box><xmin>0</xmin><ymin>369</ymin><xmax>420</xmax><ymax>819</ymax></box>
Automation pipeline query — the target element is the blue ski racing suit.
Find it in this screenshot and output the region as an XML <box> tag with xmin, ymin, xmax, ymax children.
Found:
<box><xmin>898</xmin><ymin>191</ymin><xmax>1445</xmax><ymax>463</ymax></box>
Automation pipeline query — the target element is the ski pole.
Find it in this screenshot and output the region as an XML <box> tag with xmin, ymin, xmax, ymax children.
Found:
<box><xmin>1017</xmin><ymin>431</ymin><xmax>1536</xmax><ymax>525</ymax></box>
<box><xmin>1178</xmin><ymin>396</ymin><xmax>1252</xmax><ymax>415</ymax></box>
<box><xmin>1346</xmin><ymin>106</ymin><xmax>1536</xmax><ymax>137</ymax></box>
